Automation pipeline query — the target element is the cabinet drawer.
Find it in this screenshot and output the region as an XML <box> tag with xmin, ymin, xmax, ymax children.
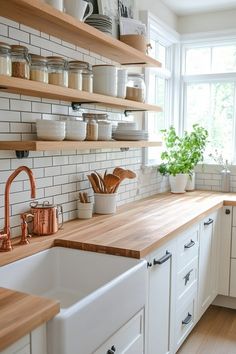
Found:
<box><xmin>230</xmin><ymin>259</ymin><xmax>236</xmax><ymax>297</ymax></box>
<box><xmin>93</xmin><ymin>309</ymin><xmax>144</xmax><ymax>354</ymax></box>
<box><xmin>177</xmin><ymin>226</ymin><xmax>199</xmax><ymax>271</ymax></box>
<box><xmin>231</xmin><ymin>227</ymin><xmax>236</xmax><ymax>258</ymax></box>
<box><xmin>176</xmin><ymin>257</ymin><xmax>198</xmax><ymax>304</ymax></box>
<box><xmin>175</xmin><ymin>293</ymin><xmax>197</xmax><ymax>351</ymax></box>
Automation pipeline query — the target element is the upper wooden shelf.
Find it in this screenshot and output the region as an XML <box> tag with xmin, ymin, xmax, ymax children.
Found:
<box><xmin>0</xmin><ymin>140</ymin><xmax>162</xmax><ymax>152</ymax></box>
<box><xmin>0</xmin><ymin>76</ymin><xmax>161</xmax><ymax>113</ymax></box>
<box><xmin>0</xmin><ymin>0</ymin><xmax>161</xmax><ymax>67</ymax></box>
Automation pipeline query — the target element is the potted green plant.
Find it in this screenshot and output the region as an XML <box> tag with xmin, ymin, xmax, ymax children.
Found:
<box><xmin>159</xmin><ymin>125</ymin><xmax>208</xmax><ymax>193</ymax></box>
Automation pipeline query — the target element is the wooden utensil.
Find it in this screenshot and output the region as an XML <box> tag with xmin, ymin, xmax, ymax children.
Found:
<box><xmin>79</xmin><ymin>192</ymin><xmax>85</xmax><ymax>203</ymax></box>
<box><xmin>83</xmin><ymin>192</ymin><xmax>88</xmax><ymax>203</ymax></box>
<box><xmin>87</xmin><ymin>175</ymin><xmax>100</xmax><ymax>193</ymax></box>
<box><xmin>104</xmin><ymin>174</ymin><xmax>120</xmax><ymax>193</ymax></box>
<box><xmin>91</xmin><ymin>172</ymin><xmax>104</xmax><ymax>193</ymax></box>
<box><xmin>94</xmin><ymin>171</ymin><xmax>107</xmax><ymax>193</ymax></box>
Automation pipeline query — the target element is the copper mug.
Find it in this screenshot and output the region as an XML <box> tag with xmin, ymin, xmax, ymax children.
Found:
<box><xmin>28</xmin><ymin>201</ymin><xmax>64</xmax><ymax>236</ymax></box>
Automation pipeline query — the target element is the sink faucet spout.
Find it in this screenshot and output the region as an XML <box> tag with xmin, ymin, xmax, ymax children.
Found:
<box><xmin>0</xmin><ymin>166</ymin><xmax>36</xmax><ymax>252</ymax></box>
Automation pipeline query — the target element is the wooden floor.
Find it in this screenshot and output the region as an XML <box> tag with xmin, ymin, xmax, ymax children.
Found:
<box><xmin>177</xmin><ymin>306</ymin><xmax>236</xmax><ymax>354</ymax></box>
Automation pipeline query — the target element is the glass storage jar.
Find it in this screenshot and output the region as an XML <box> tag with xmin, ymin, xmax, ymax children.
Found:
<box><xmin>126</xmin><ymin>73</ymin><xmax>146</xmax><ymax>103</ymax></box>
<box><xmin>11</xmin><ymin>45</ymin><xmax>30</xmax><ymax>79</ymax></box>
<box><xmin>47</xmin><ymin>56</ymin><xmax>68</xmax><ymax>87</ymax></box>
<box><xmin>30</xmin><ymin>54</ymin><xmax>48</xmax><ymax>83</ymax></box>
<box><xmin>82</xmin><ymin>114</ymin><xmax>98</xmax><ymax>141</ymax></box>
<box><xmin>0</xmin><ymin>42</ymin><xmax>11</xmax><ymax>76</ymax></box>
<box><xmin>68</xmin><ymin>61</ymin><xmax>84</xmax><ymax>90</ymax></box>
<box><xmin>82</xmin><ymin>68</ymin><xmax>93</xmax><ymax>93</ymax></box>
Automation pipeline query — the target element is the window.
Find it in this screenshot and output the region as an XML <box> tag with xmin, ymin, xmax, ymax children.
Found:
<box><xmin>182</xmin><ymin>43</ymin><xmax>236</xmax><ymax>162</ymax></box>
<box><xmin>144</xmin><ymin>15</ymin><xmax>177</xmax><ymax>165</ymax></box>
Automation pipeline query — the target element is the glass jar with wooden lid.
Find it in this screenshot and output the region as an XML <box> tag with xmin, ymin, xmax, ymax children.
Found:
<box><xmin>0</xmin><ymin>42</ymin><xmax>11</xmax><ymax>76</ymax></box>
<box><xmin>30</xmin><ymin>54</ymin><xmax>48</xmax><ymax>83</ymax></box>
<box><xmin>47</xmin><ymin>56</ymin><xmax>68</xmax><ymax>87</ymax></box>
<box><xmin>11</xmin><ymin>45</ymin><xmax>30</xmax><ymax>79</ymax></box>
<box><xmin>126</xmin><ymin>73</ymin><xmax>146</xmax><ymax>103</ymax></box>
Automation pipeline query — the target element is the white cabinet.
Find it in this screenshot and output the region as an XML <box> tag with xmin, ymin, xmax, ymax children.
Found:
<box><xmin>218</xmin><ymin>206</ymin><xmax>232</xmax><ymax>296</ymax></box>
<box><xmin>146</xmin><ymin>242</ymin><xmax>175</xmax><ymax>354</ymax></box>
<box><xmin>198</xmin><ymin>211</ymin><xmax>219</xmax><ymax>319</ymax></box>
<box><xmin>93</xmin><ymin>309</ymin><xmax>144</xmax><ymax>354</ymax></box>
<box><xmin>1</xmin><ymin>325</ymin><xmax>46</xmax><ymax>354</ymax></box>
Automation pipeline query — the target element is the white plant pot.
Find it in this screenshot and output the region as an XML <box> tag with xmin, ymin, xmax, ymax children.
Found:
<box><xmin>169</xmin><ymin>174</ymin><xmax>188</xmax><ymax>194</ymax></box>
<box><xmin>94</xmin><ymin>193</ymin><xmax>117</xmax><ymax>214</ymax></box>
<box><xmin>186</xmin><ymin>173</ymin><xmax>195</xmax><ymax>192</ymax></box>
<box><xmin>77</xmin><ymin>202</ymin><xmax>93</xmax><ymax>219</ymax></box>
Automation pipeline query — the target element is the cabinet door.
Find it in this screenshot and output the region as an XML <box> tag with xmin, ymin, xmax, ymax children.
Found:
<box><xmin>93</xmin><ymin>309</ymin><xmax>144</xmax><ymax>354</ymax></box>
<box><xmin>198</xmin><ymin>212</ymin><xmax>218</xmax><ymax>319</ymax></box>
<box><xmin>147</xmin><ymin>246</ymin><xmax>173</xmax><ymax>354</ymax></box>
<box><xmin>218</xmin><ymin>207</ymin><xmax>232</xmax><ymax>296</ymax></box>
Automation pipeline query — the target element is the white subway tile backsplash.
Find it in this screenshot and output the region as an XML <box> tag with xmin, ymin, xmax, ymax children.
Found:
<box><xmin>34</xmin><ymin>157</ymin><xmax>53</xmax><ymax>168</ymax></box>
<box><xmin>0</xmin><ymin>98</ymin><xmax>10</xmax><ymax>110</ymax></box>
<box><xmin>0</xmin><ymin>111</ymin><xmax>20</xmax><ymax>122</ymax></box>
<box><xmin>10</xmin><ymin>100</ymin><xmax>31</xmax><ymax>112</ymax></box>
<box><xmin>32</xmin><ymin>102</ymin><xmax>51</xmax><ymax>114</ymax></box>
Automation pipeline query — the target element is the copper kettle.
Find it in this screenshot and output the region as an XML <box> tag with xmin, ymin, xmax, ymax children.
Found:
<box><xmin>27</xmin><ymin>201</ymin><xmax>64</xmax><ymax>236</ymax></box>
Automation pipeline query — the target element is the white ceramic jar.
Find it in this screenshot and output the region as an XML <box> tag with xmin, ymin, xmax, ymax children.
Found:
<box><xmin>93</xmin><ymin>65</ymin><xmax>118</xmax><ymax>97</ymax></box>
<box><xmin>97</xmin><ymin>121</ymin><xmax>112</xmax><ymax>141</ymax></box>
<box><xmin>117</xmin><ymin>68</ymin><xmax>128</xmax><ymax>99</ymax></box>
<box><xmin>94</xmin><ymin>193</ymin><xmax>117</xmax><ymax>214</ymax></box>
<box><xmin>77</xmin><ymin>201</ymin><xmax>93</xmax><ymax>219</ymax></box>
<box><xmin>44</xmin><ymin>0</ymin><xmax>63</xmax><ymax>11</ymax></box>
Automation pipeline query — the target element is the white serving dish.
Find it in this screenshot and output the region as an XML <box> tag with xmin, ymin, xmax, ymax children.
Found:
<box><xmin>0</xmin><ymin>247</ymin><xmax>147</xmax><ymax>354</ymax></box>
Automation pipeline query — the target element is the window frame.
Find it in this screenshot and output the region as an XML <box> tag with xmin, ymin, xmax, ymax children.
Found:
<box><xmin>141</xmin><ymin>11</ymin><xmax>179</xmax><ymax>166</ymax></box>
<box><xmin>180</xmin><ymin>39</ymin><xmax>236</xmax><ymax>163</ymax></box>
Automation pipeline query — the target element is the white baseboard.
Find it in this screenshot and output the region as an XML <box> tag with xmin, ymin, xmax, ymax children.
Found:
<box><xmin>213</xmin><ymin>295</ymin><xmax>236</xmax><ymax>309</ymax></box>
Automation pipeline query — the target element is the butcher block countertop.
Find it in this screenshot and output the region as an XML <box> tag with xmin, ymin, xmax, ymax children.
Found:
<box><xmin>0</xmin><ymin>190</ymin><xmax>236</xmax><ymax>351</ymax></box>
<box><xmin>0</xmin><ymin>287</ymin><xmax>59</xmax><ymax>351</ymax></box>
<box><xmin>1</xmin><ymin>191</ymin><xmax>236</xmax><ymax>267</ymax></box>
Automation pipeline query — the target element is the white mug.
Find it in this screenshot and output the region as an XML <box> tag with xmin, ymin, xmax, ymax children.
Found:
<box><xmin>64</xmin><ymin>0</ymin><xmax>93</xmax><ymax>21</ymax></box>
<box><xmin>45</xmin><ymin>0</ymin><xmax>63</xmax><ymax>12</ymax></box>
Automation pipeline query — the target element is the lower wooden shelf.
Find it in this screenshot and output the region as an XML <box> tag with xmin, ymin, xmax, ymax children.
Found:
<box><xmin>0</xmin><ymin>140</ymin><xmax>162</xmax><ymax>152</ymax></box>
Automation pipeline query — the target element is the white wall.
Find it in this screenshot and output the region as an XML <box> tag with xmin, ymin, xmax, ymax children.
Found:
<box><xmin>136</xmin><ymin>0</ymin><xmax>178</xmax><ymax>31</ymax></box>
<box><xmin>178</xmin><ymin>9</ymin><xmax>236</xmax><ymax>35</ymax></box>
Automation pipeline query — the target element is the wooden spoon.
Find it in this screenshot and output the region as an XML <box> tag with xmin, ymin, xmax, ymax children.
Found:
<box><xmin>87</xmin><ymin>175</ymin><xmax>100</xmax><ymax>193</ymax></box>
<box><xmin>94</xmin><ymin>171</ymin><xmax>107</xmax><ymax>193</ymax></box>
<box><xmin>104</xmin><ymin>174</ymin><xmax>120</xmax><ymax>193</ymax></box>
<box><xmin>91</xmin><ymin>172</ymin><xmax>103</xmax><ymax>193</ymax></box>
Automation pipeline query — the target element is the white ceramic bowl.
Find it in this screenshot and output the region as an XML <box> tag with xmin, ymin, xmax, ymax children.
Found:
<box><xmin>36</xmin><ymin>119</ymin><xmax>66</xmax><ymax>141</ymax></box>
<box><xmin>117</xmin><ymin>122</ymin><xmax>137</xmax><ymax>130</ymax></box>
<box><xmin>66</xmin><ymin>120</ymin><xmax>87</xmax><ymax>141</ymax></box>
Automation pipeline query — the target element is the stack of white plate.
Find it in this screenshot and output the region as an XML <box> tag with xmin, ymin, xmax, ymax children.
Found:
<box><xmin>36</xmin><ymin>119</ymin><xmax>66</xmax><ymax>141</ymax></box>
<box><xmin>85</xmin><ymin>15</ymin><xmax>112</xmax><ymax>35</ymax></box>
<box><xmin>116</xmin><ymin>122</ymin><xmax>137</xmax><ymax>130</ymax></box>
<box><xmin>113</xmin><ymin>129</ymin><xmax>149</xmax><ymax>141</ymax></box>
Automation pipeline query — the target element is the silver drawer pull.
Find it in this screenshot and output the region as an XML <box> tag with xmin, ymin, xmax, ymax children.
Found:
<box><xmin>182</xmin><ymin>313</ymin><xmax>192</xmax><ymax>325</ymax></box>
<box><xmin>184</xmin><ymin>240</ymin><xmax>195</xmax><ymax>249</ymax></box>
<box><xmin>183</xmin><ymin>269</ymin><xmax>193</xmax><ymax>286</ymax></box>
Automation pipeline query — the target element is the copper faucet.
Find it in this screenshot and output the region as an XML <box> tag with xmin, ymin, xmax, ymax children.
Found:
<box><xmin>0</xmin><ymin>166</ymin><xmax>36</xmax><ymax>252</ymax></box>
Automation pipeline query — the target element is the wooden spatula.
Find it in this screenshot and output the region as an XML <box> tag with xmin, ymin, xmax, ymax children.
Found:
<box><xmin>104</xmin><ymin>174</ymin><xmax>120</xmax><ymax>193</ymax></box>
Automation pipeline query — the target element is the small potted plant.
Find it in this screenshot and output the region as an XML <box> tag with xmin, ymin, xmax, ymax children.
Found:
<box><xmin>159</xmin><ymin>125</ymin><xmax>208</xmax><ymax>193</ymax></box>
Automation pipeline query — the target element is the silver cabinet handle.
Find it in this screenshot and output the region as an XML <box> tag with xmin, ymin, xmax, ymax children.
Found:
<box><xmin>153</xmin><ymin>251</ymin><xmax>172</xmax><ymax>265</ymax></box>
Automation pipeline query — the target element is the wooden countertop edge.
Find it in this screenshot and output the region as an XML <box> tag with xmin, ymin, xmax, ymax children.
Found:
<box><xmin>0</xmin><ymin>287</ymin><xmax>60</xmax><ymax>351</ymax></box>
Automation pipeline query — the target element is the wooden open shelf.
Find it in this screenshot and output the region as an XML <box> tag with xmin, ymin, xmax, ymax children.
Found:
<box><xmin>0</xmin><ymin>141</ymin><xmax>162</xmax><ymax>152</ymax></box>
<box><xmin>0</xmin><ymin>0</ymin><xmax>161</xmax><ymax>67</ymax></box>
<box><xmin>0</xmin><ymin>76</ymin><xmax>161</xmax><ymax>113</ymax></box>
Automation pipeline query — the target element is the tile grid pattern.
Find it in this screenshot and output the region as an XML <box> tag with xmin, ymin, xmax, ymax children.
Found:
<box><xmin>0</xmin><ymin>16</ymin><xmax>169</xmax><ymax>237</ymax></box>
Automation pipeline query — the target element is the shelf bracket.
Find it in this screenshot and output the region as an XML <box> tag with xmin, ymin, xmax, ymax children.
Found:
<box><xmin>15</xmin><ymin>151</ymin><xmax>29</xmax><ymax>159</ymax></box>
<box><xmin>72</xmin><ymin>102</ymin><xmax>98</xmax><ymax>111</ymax></box>
<box><xmin>120</xmin><ymin>147</ymin><xmax>129</xmax><ymax>152</ymax></box>
<box><xmin>124</xmin><ymin>109</ymin><xmax>147</xmax><ymax>117</ymax></box>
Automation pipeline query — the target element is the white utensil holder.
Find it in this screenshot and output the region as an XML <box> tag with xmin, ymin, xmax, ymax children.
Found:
<box><xmin>94</xmin><ymin>193</ymin><xmax>117</xmax><ymax>214</ymax></box>
<box><xmin>77</xmin><ymin>202</ymin><xmax>93</xmax><ymax>219</ymax></box>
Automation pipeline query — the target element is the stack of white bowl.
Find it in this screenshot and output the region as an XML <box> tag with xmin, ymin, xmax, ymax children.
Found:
<box><xmin>113</xmin><ymin>121</ymin><xmax>149</xmax><ymax>141</ymax></box>
<box><xmin>36</xmin><ymin>119</ymin><xmax>66</xmax><ymax>141</ymax></box>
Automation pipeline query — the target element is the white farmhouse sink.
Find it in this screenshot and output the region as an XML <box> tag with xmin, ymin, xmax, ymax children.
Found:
<box><xmin>0</xmin><ymin>247</ymin><xmax>147</xmax><ymax>354</ymax></box>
